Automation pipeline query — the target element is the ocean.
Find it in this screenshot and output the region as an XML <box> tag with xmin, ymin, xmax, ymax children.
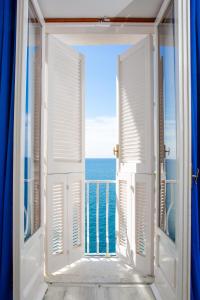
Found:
<box><xmin>85</xmin><ymin>158</ymin><xmax>116</xmax><ymax>254</ymax></box>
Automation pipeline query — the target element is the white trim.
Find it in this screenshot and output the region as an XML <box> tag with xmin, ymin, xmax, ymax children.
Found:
<box><xmin>13</xmin><ymin>1</ymin><xmax>29</xmax><ymax>299</ymax></box>
<box><xmin>13</xmin><ymin>1</ymin><xmax>47</xmax><ymax>299</ymax></box>
<box><xmin>155</xmin><ymin>0</ymin><xmax>172</xmax><ymax>25</ymax></box>
<box><xmin>154</xmin><ymin>0</ymin><xmax>191</xmax><ymax>299</ymax></box>
<box><xmin>151</xmin><ymin>284</ymin><xmax>163</xmax><ymax>300</ymax></box>
<box><xmin>177</xmin><ymin>0</ymin><xmax>191</xmax><ymax>298</ymax></box>
<box><xmin>45</xmin><ymin>23</ymin><xmax>155</xmax><ymax>35</ymax></box>
<box><xmin>31</xmin><ymin>0</ymin><xmax>45</xmax><ymax>25</ymax></box>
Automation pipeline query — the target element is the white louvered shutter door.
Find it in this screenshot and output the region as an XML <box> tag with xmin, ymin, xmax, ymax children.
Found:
<box><xmin>116</xmin><ymin>173</ymin><xmax>133</xmax><ymax>264</ymax></box>
<box><xmin>46</xmin><ymin>35</ymin><xmax>85</xmax><ymax>274</ymax></box>
<box><xmin>47</xmin><ymin>174</ymin><xmax>67</xmax><ymax>274</ymax></box>
<box><xmin>134</xmin><ymin>173</ymin><xmax>154</xmax><ymax>274</ymax></box>
<box><xmin>118</xmin><ymin>35</ymin><xmax>153</xmax><ymax>174</ymax></box>
<box><xmin>67</xmin><ymin>173</ymin><xmax>84</xmax><ymax>264</ymax></box>
<box><xmin>47</xmin><ymin>35</ymin><xmax>84</xmax><ymax>174</ymax></box>
<box><xmin>117</xmin><ymin>35</ymin><xmax>154</xmax><ymax>275</ymax></box>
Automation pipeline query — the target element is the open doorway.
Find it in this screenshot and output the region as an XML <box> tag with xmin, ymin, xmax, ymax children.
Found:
<box><xmin>45</xmin><ymin>34</ymin><xmax>154</xmax><ymax>284</ymax></box>
<box><xmin>73</xmin><ymin>44</ymin><xmax>132</xmax><ymax>257</ymax></box>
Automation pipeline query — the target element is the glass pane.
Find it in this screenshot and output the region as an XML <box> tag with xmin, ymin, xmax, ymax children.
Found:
<box><xmin>158</xmin><ymin>1</ymin><xmax>177</xmax><ymax>242</ymax></box>
<box><xmin>24</xmin><ymin>2</ymin><xmax>42</xmax><ymax>241</ymax></box>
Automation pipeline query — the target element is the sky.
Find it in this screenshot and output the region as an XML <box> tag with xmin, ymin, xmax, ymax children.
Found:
<box><xmin>74</xmin><ymin>45</ymin><xmax>131</xmax><ymax>158</ymax></box>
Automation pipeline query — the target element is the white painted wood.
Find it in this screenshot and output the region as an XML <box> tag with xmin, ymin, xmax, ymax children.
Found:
<box><xmin>154</xmin><ymin>0</ymin><xmax>191</xmax><ymax>299</ymax></box>
<box><xmin>47</xmin><ymin>173</ymin><xmax>84</xmax><ymax>272</ymax></box>
<box><xmin>47</xmin><ymin>174</ymin><xmax>68</xmax><ymax>273</ymax></box>
<box><xmin>46</xmin><ymin>35</ymin><xmax>85</xmax><ymax>274</ymax></box>
<box><xmin>38</xmin><ymin>0</ymin><xmax>163</xmax><ymax>18</ymax></box>
<box><xmin>56</xmin><ymin>34</ymin><xmax>146</xmax><ymax>46</ymax></box>
<box><xmin>47</xmin><ymin>34</ymin><xmax>84</xmax><ymax>174</ymax></box>
<box><xmin>68</xmin><ymin>173</ymin><xmax>85</xmax><ymax>264</ymax></box>
<box><xmin>116</xmin><ymin>35</ymin><xmax>154</xmax><ymax>276</ymax></box>
<box><xmin>154</xmin><ymin>2</ymin><xmax>177</xmax><ymax>293</ymax></box>
<box><xmin>45</xmin><ymin>24</ymin><xmax>155</xmax><ymax>35</ymax></box>
<box><xmin>176</xmin><ymin>1</ymin><xmax>191</xmax><ymax>300</ymax></box>
<box><xmin>13</xmin><ymin>1</ymin><xmax>47</xmax><ymax>299</ymax></box>
<box><xmin>116</xmin><ymin>173</ymin><xmax>132</xmax><ymax>262</ymax></box>
<box><xmin>134</xmin><ymin>174</ymin><xmax>154</xmax><ymax>275</ymax></box>
<box><xmin>86</xmin><ymin>183</ymin><xmax>90</xmax><ymax>254</ymax></box>
<box><xmin>118</xmin><ymin>36</ymin><xmax>154</xmax><ymax>174</ymax></box>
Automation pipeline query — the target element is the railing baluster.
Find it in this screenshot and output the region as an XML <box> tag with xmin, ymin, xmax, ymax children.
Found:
<box><xmin>87</xmin><ymin>183</ymin><xmax>90</xmax><ymax>254</ymax></box>
<box><xmin>96</xmin><ymin>183</ymin><xmax>99</xmax><ymax>254</ymax></box>
<box><xmin>106</xmin><ymin>183</ymin><xmax>109</xmax><ymax>256</ymax></box>
<box><xmin>85</xmin><ymin>180</ymin><xmax>115</xmax><ymax>256</ymax></box>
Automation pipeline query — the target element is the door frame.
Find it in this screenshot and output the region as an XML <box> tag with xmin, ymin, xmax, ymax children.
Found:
<box><xmin>13</xmin><ymin>0</ymin><xmax>47</xmax><ymax>299</ymax></box>
<box><xmin>153</xmin><ymin>0</ymin><xmax>191</xmax><ymax>299</ymax></box>
<box><xmin>13</xmin><ymin>1</ymin><xmax>191</xmax><ymax>298</ymax></box>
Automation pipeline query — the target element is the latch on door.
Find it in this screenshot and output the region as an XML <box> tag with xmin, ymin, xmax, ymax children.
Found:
<box><xmin>192</xmin><ymin>168</ymin><xmax>199</xmax><ymax>184</ymax></box>
<box><xmin>113</xmin><ymin>144</ymin><xmax>119</xmax><ymax>158</ymax></box>
<box><xmin>164</xmin><ymin>144</ymin><xmax>170</xmax><ymax>157</ymax></box>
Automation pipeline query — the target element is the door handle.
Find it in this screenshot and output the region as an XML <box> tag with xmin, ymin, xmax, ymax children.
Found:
<box><xmin>113</xmin><ymin>144</ymin><xmax>119</xmax><ymax>158</ymax></box>
<box><xmin>192</xmin><ymin>168</ymin><xmax>199</xmax><ymax>184</ymax></box>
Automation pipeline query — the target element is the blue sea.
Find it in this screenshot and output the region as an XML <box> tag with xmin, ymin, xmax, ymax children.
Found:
<box><xmin>85</xmin><ymin>158</ymin><xmax>116</xmax><ymax>254</ymax></box>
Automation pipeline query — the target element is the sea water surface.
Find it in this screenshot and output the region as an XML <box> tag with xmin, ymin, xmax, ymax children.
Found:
<box><xmin>85</xmin><ymin>158</ymin><xmax>116</xmax><ymax>254</ymax></box>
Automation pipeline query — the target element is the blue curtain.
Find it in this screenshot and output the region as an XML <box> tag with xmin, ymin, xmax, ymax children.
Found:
<box><xmin>191</xmin><ymin>0</ymin><xmax>200</xmax><ymax>299</ymax></box>
<box><xmin>0</xmin><ymin>0</ymin><xmax>17</xmax><ymax>299</ymax></box>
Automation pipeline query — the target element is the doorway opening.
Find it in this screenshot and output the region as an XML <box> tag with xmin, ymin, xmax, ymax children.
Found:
<box><xmin>46</xmin><ymin>33</ymin><xmax>154</xmax><ymax>284</ymax></box>
<box><xmin>72</xmin><ymin>44</ymin><xmax>132</xmax><ymax>257</ymax></box>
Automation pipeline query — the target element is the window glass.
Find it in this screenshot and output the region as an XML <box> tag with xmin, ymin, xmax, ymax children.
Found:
<box><xmin>24</xmin><ymin>2</ymin><xmax>42</xmax><ymax>241</ymax></box>
<box><xmin>158</xmin><ymin>1</ymin><xmax>177</xmax><ymax>242</ymax></box>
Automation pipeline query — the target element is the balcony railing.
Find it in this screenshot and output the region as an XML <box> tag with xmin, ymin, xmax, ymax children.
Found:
<box><xmin>85</xmin><ymin>180</ymin><xmax>116</xmax><ymax>256</ymax></box>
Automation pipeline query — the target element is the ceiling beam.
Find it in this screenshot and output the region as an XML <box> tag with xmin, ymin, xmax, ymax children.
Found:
<box><xmin>45</xmin><ymin>17</ymin><xmax>156</xmax><ymax>23</ymax></box>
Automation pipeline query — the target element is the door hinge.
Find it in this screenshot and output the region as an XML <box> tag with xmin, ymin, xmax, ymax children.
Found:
<box><xmin>66</xmin><ymin>185</ymin><xmax>69</xmax><ymax>190</ymax></box>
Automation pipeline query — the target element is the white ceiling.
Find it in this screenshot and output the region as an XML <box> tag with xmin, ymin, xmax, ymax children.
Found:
<box><xmin>38</xmin><ymin>0</ymin><xmax>163</xmax><ymax>18</ymax></box>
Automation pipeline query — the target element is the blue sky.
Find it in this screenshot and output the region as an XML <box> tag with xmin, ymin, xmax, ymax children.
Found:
<box><xmin>74</xmin><ymin>45</ymin><xmax>131</xmax><ymax>119</ymax></box>
<box><xmin>73</xmin><ymin>45</ymin><xmax>131</xmax><ymax>157</ymax></box>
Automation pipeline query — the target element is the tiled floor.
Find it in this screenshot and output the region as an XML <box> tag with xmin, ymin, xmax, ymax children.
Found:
<box><xmin>45</xmin><ymin>257</ymin><xmax>155</xmax><ymax>299</ymax></box>
<box><xmin>45</xmin><ymin>285</ymin><xmax>155</xmax><ymax>300</ymax></box>
<box><xmin>48</xmin><ymin>257</ymin><xmax>153</xmax><ymax>284</ymax></box>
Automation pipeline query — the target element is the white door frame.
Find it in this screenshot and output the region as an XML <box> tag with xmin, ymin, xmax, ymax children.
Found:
<box><xmin>153</xmin><ymin>0</ymin><xmax>191</xmax><ymax>299</ymax></box>
<box><xmin>13</xmin><ymin>1</ymin><xmax>191</xmax><ymax>298</ymax></box>
<box><xmin>13</xmin><ymin>0</ymin><xmax>47</xmax><ymax>299</ymax></box>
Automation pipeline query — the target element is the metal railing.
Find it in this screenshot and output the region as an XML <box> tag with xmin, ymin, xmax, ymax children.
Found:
<box><xmin>85</xmin><ymin>180</ymin><xmax>116</xmax><ymax>256</ymax></box>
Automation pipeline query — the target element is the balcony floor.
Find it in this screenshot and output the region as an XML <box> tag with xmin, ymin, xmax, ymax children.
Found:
<box><xmin>44</xmin><ymin>285</ymin><xmax>155</xmax><ymax>300</ymax></box>
<box><xmin>47</xmin><ymin>257</ymin><xmax>154</xmax><ymax>284</ymax></box>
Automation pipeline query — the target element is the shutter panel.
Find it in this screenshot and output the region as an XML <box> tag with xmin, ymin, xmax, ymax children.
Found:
<box><xmin>33</xmin><ymin>65</ymin><xmax>41</xmax><ymax>232</ymax></box>
<box><xmin>46</xmin><ymin>36</ymin><xmax>85</xmax><ymax>274</ymax></box>
<box><xmin>68</xmin><ymin>173</ymin><xmax>84</xmax><ymax>264</ymax></box>
<box><xmin>134</xmin><ymin>174</ymin><xmax>154</xmax><ymax>275</ymax></box>
<box><xmin>118</xmin><ymin>35</ymin><xmax>153</xmax><ymax>174</ymax></box>
<box><xmin>117</xmin><ymin>35</ymin><xmax>154</xmax><ymax>275</ymax></box>
<box><xmin>159</xmin><ymin>56</ymin><xmax>167</xmax><ymax>232</ymax></box>
<box><xmin>116</xmin><ymin>174</ymin><xmax>133</xmax><ymax>264</ymax></box>
<box><xmin>159</xmin><ymin>178</ymin><xmax>166</xmax><ymax>231</ymax></box>
<box><xmin>159</xmin><ymin>57</ymin><xmax>165</xmax><ymax>165</ymax></box>
<box><xmin>118</xmin><ymin>180</ymin><xmax>128</xmax><ymax>249</ymax></box>
<box><xmin>47</xmin><ymin>35</ymin><xmax>84</xmax><ymax>174</ymax></box>
<box><xmin>47</xmin><ymin>174</ymin><xmax>67</xmax><ymax>274</ymax></box>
